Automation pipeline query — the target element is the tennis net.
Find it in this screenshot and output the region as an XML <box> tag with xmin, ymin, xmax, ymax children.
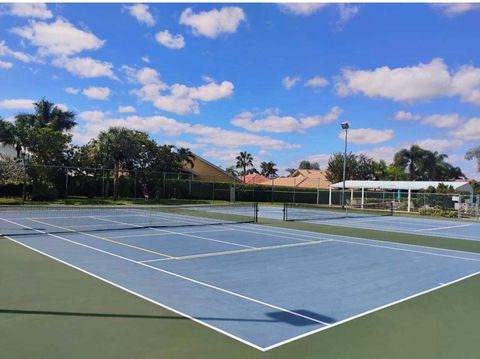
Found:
<box><xmin>0</xmin><ymin>202</ymin><xmax>258</xmax><ymax>237</ymax></box>
<box><xmin>283</xmin><ymin>202</ymin><xmax>393</xmax><ymax>222</ymax></box>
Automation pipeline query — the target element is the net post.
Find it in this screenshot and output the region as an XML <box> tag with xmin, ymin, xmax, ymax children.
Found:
<box><xmin>254</xmin><ymin>202</ymin><xmax>259</xmax><ymax>223</ymax></box>
<box><xmin>283</xmin><ymin>202</ymin><xmax>287</xmax><ymax>221</ymax></box>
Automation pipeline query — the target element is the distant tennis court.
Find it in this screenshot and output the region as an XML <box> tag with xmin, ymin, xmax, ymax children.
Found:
<box><xmin>1</xmin><ymin>203</ymin><xmax>479</xmax><ymax>351</ymax></box>
<box><xmin>261</xmin><ymin>204</ymin><xmax>480</xmax><ymax>242</ymax></box>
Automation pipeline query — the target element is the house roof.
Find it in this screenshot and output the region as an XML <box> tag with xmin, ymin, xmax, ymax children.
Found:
<box><xmin>242</xmin><ymin>173</ymin><xmax>269</xmax><ymax>184</ymax></box>
<box><xmin>330</xmin><ymin>180</ymin><xmax>473</xmax><ymax>193</ymax></box>
<box><xmin>292</xmin><ymin>169</ymin><xmax>328</xmax><ymax>180</ymax></box>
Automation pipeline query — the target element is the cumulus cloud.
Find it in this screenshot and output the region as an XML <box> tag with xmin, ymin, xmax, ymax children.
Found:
<box><xmin>282</xmin><ymin>76</ymin><xmax>301</xmax><ymax>90</ymax></box>
<box><xmin>5</xmin><ymin>3</ymin><xmax>53</xmax><ymax>19</ymax></box>
<box><xmin>0</xmin><ymin>98</ymin><xmax>34</xmax><ymax>110</ymax></box>
<box><xmin>340</xmin><ymin>128</ymin><xmax>394</xmax><ymax>145</ymax></box>
<box><xmin>53</xmin><ymin>56</ymin><xmax>116</xmax><ymax>79</ymax></box>
<box><xmin>393</xmin><ymin>111</ymin><xmax>463</xmax><ymax>128</ymax></box>
<box><xmin>336</xmin><ymin>58</ymin><xmax>480</xmax><ymax>106</ymax></box>
<box><xmin>0</xmin><ymin>41</ymin><xmax>34</xmax><ymax>63</ymax></box>
<box><xmin>64</xmin><ymin>87</ymin><xmax>79</xmax><ymax>95</ymax></box>
<box><xmin>72</xmin><ymin>113</ymin><xmax>300</xmax><ymax>151</ymax></box>
<box><xmin>126</xmin><ymin>66</ymin><xmax>233</xmax><ymax>115</ymax></box>
<box><xmin>180</xmin><ymin>6</ymin><xmax>246</xmax><ymax>38</ymax></box>
<box><xmin>82</xmin><ymin>87</ymin><xmax>110</xmax><ymax>100</ymax></box>
<box><xmin>279</xmin><ymin>3</ymin><xmax>328</xmax><ymax>15</ymax></box>
<box><xmin>155</xmin><ymin>30</ymin><xmax>185</xmax><ymax>49</ymax></box>
<box><xmin>358</xmin><ymin>146</ymin><xmax>398</xmax><ymax>163</ymax></box>
<box><xmin>141</xmin><ymin>56</ymin><xmax>150</xmax><ymax>63</ymax></box>
<box><xmin>117</xmin><ymin>105</ymin><xmax>136</xmax><ymax>113</ymax></box>
<box><xmin>304</xmin><ymin>76</ymin><xmax>329</xmax><ymax>90</ymax></box>
<box><xmin>433</xmin><ymin>4</ymin><xmax>480</xmax><ymax>16</ymax></box>
<box><xmin>11</xmin><ymin>18</ymin><xmax>104</xmax><ymax>57</ymax></box>
<box><xmin>414</xmin><ymin>138</ymin><xmax>463</xmax><ymax>153</ymax></box>
<box><xmin>0</xmin><ymin>60</ymin><xmax>13</xmax><ymax>69</ymax></box>
<box><xmin>124</xmin><ymin>4</ymin><xmax>155</xmax><ymax>26</ymax></box>
<box><xmin>449</xmin><ymin>118</ymin><xmax>480</xmax><ymax>140</ymax></box>
<box><xmin>55</xmin><ymin>103</ymin><xmax>68</xmax><ymax>111</ymax></box>
<box><xmin>231</xmin><ymin>106</ymin><xmax>342</xmax><ymax>133</ymax></box>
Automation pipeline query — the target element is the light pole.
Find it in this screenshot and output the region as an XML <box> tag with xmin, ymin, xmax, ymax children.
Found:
<box><xmin>341</xmin><ymin>122</ymin><xmax>349</xmax><ymax>209</ymax></box>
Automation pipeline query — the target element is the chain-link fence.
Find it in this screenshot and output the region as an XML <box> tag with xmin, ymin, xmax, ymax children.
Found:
<box><xmin>0</xmin><ymin>163</ymin><xmax>478</xmax><ymax>220</ymax></box>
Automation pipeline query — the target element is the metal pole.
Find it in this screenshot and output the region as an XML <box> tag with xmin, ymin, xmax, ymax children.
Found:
<box><xmin>342</xmin><ymin>126</ymin><xmax>348</xmax><ymax>208</ymax></box>
<box><xmin>65</xmin><ymin>168</ymin><xmax>69</xmax><ymax>203</ymax></box>
<box><xmin>22</xmin><ymin>154</ymin><xmax>27</xmax><ymax>204</ymax></box>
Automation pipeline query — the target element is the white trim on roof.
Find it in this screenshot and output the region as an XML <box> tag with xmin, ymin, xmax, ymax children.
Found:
<box><xmin>330</xmin><ymin>180</ymin><xmax>473</xmax><ymax>192</ymax></box>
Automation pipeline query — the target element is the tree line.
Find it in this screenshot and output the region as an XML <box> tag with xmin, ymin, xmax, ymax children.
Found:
<box><xmin>0</xmin><ymin>99</ymin><xmax>195</xmax><ymax>200</ymax></box>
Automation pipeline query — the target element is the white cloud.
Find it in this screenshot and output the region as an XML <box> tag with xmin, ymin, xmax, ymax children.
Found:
<box><xmin>78</xmin><ymin>110</ymin><xmax>106</xmax><ymax>122</ymax></box>
<box><xmin>449</xmin><ymin>118</ymin><xmax>480</xmax><ymax>140</ymax></box>
<box><xmin>0</xmin><ymin>98</ymin><xmax>34</xmax><ymax>110</ymax></box>
<box><xmin>304</xmin><ymin>76</ymin><xmax>329</xmax><ymax>90</ymax></box>
<box><xmin>6</xmin><ymin>3</ymin><xmax>53</xmax><ymax>19</ymax></box>
<box><xmin>282</xmin><ymin>76</ymin><xmax>301</xmax><ymax>90</ymax></box>
<box><xmin>305</xmin><ymin>153</ymin><xmax>331</xmax><ymax>168</ymax></box>
<box><xmin>72</xmin><ymin>113</ymin><xmax>300</xmax><ymax>151</ymax></box>
<box><xmin>128</xmin><ymin>67</ymin><xmax>233</xmax><ymax>115</ymax></box>
<box><xmin>231</xmin><ymin>106</ymin><xmax>342</xmax><ymax>133</ymax></box>
<box><xmin>155</xmin><ymin>30</ymin><xmax>185</xmax><ymax>49</ymax></box>
<box><xmin>64</xmin><ymin>87</ymin><xmax>79</xmax><ymax>95</ymax></box>
<box><xmin>117</xmin><ymin>105</ymin><xmax>136</xmax><ymax>113</ymax></box>
<box><xmin>124</xmin><ymin>4</ymin><xmax>155</xmax><ymax>27</ymax></box>
<box><xmin>82</xmin><ymin>87</ymin><xmax>110</xmax><ymax>100</ymax></box>
<box><xmin>393</xmin><ymin>111</ymin><xmax>462</xmax><ymax>128</ymax></box>
<box><xmin>56</xmin><ymin>103</ymin><xmax>68</xmax><ymax>111</ymax></box>
<box><xmin>11</xmin><ymin>18</ymin><xmax>104</xmax><ymax>57</ymax></box>
<box><xmin>53</xmin><ymin>56</ymin><xmax>116</xmax><ymax>79</ymax></box>
<box><xmin>358</xmin><ymin>146</ymin><xmax>398</xmax><ymax>163</ymax></box>
<box><xmin>180</xmin><ymin>7</ymin><xmax>246</xmax><ymax>39</ymax></box>
<box><xmin>433</xmin><ymin>4</ymin><xmax>480</xmax><ymax>16</ymax></box>
<box><xmin>0</xmin><ymin>60</ymin><xmax>13</xmax><ymax>69</ymax></box>
<box><xmin>279</xmin><ymin>3</ymin><xmax>328</xmax><ymax>16</ymax></box>
<box><xmin>414</xmin><ymin>138</ymin><xmax>463</xmax><ymax>153</ymax></box>
<box><xmin>0</xmin><ymin>41</ymin><xmax>34</xmax><ymax>63</ymax></box>
<box><xmin>393</xmin><ymin>111</ymin><xmax>421</xmax><ymax>121</ymax></box>
<box><xmin>422</xmin><ymin>114</ymin><xmax>463</xmax><ymax>128</ymax></box>
<box><xmin>141</xmin><ymin>56</ymin><xmax>150</xmax><ymax>63</ymax></box>
<box><xmin>336</xmin><ymin>58</ymin><xmax>480</xmax><ymax>106</ymax></box>
<box><xmin>337</xmin><ymin>4</ymin><xmax>360</xmax><ymax>24</ymax></box>
<box><xmin>341</xmin><ymin>128</ymin><xmax>394</xmax><ymax>145</ymax></box>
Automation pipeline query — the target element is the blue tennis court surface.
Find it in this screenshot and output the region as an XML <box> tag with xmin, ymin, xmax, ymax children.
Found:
<box><xmin>261</xmin><ymin>205</ymin><xmax>480</xmax><ymax>241</ymax></box>
<box><xmin>1</xmin><ymin>207</ymin><xmax>480</xmax><ymax>351</ymax></box>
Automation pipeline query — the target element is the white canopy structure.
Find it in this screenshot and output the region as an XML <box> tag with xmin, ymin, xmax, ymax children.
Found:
<box><xmin>329</xmin><ymin>180</ymin><xmax>473</xmax><ymax>212</ymax></box>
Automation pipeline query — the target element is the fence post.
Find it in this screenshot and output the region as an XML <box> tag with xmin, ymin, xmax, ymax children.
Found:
<box><xmin>293</xmin><ymin>178</ymin><xmax>296</xmax><ymax>203</ymax></box>
<box><xmin>65</xmin><ymin>168</ymin><xmax>69</xmax><ymax>203</ymax></box>
<box><xmin>329</xmin><ymin>186</ymin><xmax>332</xmax><ymax>205</ymax></box>
<box><xmin>361</xmin><ymin>187</ymin><xmax>365</xmax><ymax>209</ymax></box>
<box><xmin>271</xmin><ymin>178</ymin><xmax>274</xmax><ymax>204</ymax></box>
<box><xmin>212</xmin><ymin>176</ymin><xmax>215</xmax><ymax>202</ymax></box>
<box><xmin>316</xmin><ymin>178</ymin><xmax>320</xmax><ymax>204</ymax></box>
<box><xmin>22</xmin><ymin>161</ymin><xmax>27</xmax><ymax>205</ymax></box>
<box><xmin>163</xmin><ymin>172</ymin><xmax>166</xmax><ymax>198</ymax></box>
<box><xmin>134</xmin><ymin>171</ymin><xmax>137</xmax><ymax>198</ymax></box>
<box><xmin>101</xmin><ymin>168</ymin><xmax>105</xmax><ymax>199</ymax></box>
<box><xmin>189</xmin><ymin>174</ymin><xmax>192</xmax><ymax>199</ymax></box>
<box><xmin>407</xmin><ymin>189</ymin><xmax>412</xmax><ymax>212</ymax></box>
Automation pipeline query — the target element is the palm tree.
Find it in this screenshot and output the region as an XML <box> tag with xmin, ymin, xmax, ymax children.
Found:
<box><xmin>285</xmin><ymin>168</ymin><xmax>296</xmax><ymax>176</ymax></box>
<box><xmin>393</xmin><ymin>145</ymin><xmax>428</xmax><ymax>180</ymax></box>
<box><xmin>3</xmin><ymin>99</ymin><xmax>76</xmax><ymax>158</ymax></box>
<box><xmin>466</xmin><ymin>146</ymin><xmax>480</xmax><ymax>172</ymax></box>
<box><xmin>176</xmin><ymin>147</ymin><xmax>195</xmax><ymax>169</ymax></box>
<box><xmin>32</xmin><ymin>99</ymin><xmax>76</xmax><ymax>131</ymax></box>
<box><xmin>260</xmin><ymin>161</ymin><xmax>278</xmax><ymax>179</ymax></box>
<box><xmin>95</xmin><ymin>127</ymin><xmax>137</xmax><ymax>200</ymax></box>
<box><xmin>225</xmin><ymin>166</ymin><xmax>238</xmax><ymax>177</ymax></box>
<box><xmin>235</xmin><ymin>151</ymin><xmax>254</xmax><ymax>182</ymax></box>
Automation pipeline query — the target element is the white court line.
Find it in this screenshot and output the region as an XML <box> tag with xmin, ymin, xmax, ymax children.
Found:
<box><xmin>0</xmin><ymin>218</ymin><xmax>330</xmax><ymax>330</ymax></box>
<box><xmin>3</xmin><ymin>216</ymin><xmax>480</xmax><ymax>351</ymax></box>
<box><xmin>1</xmin><ymin>233</ymin><xmax>264</xmax><ymax>352</ymax></box>
<box><xmin>415</xmin><ymin>223</ymin><xmax>474</xmax><ymax>232</ymax></box>
<box><xmin>263</xmin><ymin>270</ymin><xmax>480</xmax><ymax>351</ymax></box>
<box><xmin>107</xmin><ymin>227</ymin><xmax>235</xmax><ymax>239</ymax></box>
<box><xmin>143</xmin><ymin>240</ymin><xmax>332</xmax><ymax>263</ymax></box>
<box><xmin>28</xmin><ymin>218</ymin><xmax>174</xmax><ymax>259</ymax></box>
<box><xmin>95</xmin><ymin>216</ymin><xmax>256</xmax><ymax>250</ymax></box>
<box><xmin>233</xmin><ymin>223</ymin><xmax>480</xmax><ymax>261</ymax></box>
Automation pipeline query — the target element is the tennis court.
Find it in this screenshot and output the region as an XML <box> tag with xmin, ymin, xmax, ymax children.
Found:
<box><xmin>261</xmin><ymin>204</ymin><xmax>480</xmax><ymax>242</ymax></box>
<box><xmin>1</xmin><ymin>204</ymin><xmax>480</xmax><ymax>351</ymax></box>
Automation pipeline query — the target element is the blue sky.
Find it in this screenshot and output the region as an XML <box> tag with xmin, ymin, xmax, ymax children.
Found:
<box><xmin>0</xmin><ymin>3</ymin><xmax>479</xmax><ymax>178</ymax></box>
